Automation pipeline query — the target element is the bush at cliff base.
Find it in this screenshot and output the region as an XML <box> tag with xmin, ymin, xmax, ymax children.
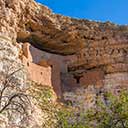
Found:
<box><xmin>57</xmin><ymin>90</ymin><xmax>128</xmax><ymax>128</ymax></box>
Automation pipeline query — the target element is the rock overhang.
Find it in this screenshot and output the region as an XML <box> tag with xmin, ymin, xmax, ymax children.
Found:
<box><xmin>0</xmin><ymin>0</ymin><xmax>128</xmax><ymax>88</ymax></box>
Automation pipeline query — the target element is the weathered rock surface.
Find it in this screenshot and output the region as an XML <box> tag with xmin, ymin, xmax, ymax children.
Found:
<box><xmin>0</xmin><ymin>1</ymin><xmax>127</xmax><ymax>62</ymax></box>
<box><xmin>0</xmin><ymin>0</ymin><xmax>127</xmax><ymax>92</ymax></box>
<box><xmin>0</xmin><ymin>0</ymin><xmax>128</xmax><ymax>127</ymax></box>
<box><xmin>0</xmin><ymin>0</ymin><xmax>127</xmax><ymax>97</ymax></box>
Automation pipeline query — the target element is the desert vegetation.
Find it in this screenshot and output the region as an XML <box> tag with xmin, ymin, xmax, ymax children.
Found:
<box><xmin>0</xmin><ymin>69</ymin><xmax>128</xmax><ymax>128</ymax></box>
<box><xmin>57</xmin><ymin>89</ymin><xmax>128</xmax><ymax>128</ymax></box>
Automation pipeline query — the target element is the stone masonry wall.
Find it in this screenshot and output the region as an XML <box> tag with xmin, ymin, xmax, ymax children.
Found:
<box><xmin>22</xmin><ymin>56</ymin><xmax>52</xmax><ymax>87</ymax></box>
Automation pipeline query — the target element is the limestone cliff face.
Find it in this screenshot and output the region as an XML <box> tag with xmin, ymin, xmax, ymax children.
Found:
<box><xmin>0</xmin><ymin>0</ymin><xmax>128</xmax><ymax>127</ymax></box>
<box><xmin>0</xmin><ymin>0</ymin><xmax>128</xmax><ymax>103</ymax></box>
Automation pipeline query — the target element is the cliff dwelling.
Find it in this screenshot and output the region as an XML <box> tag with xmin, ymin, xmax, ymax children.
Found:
<box><xmin>0</xmin><ymin>0</ymin><xmax>128</xmax><ymax>127</ymax></box>
<box><xmin>21</xmin><ymin>37</ymin><xmax>128</xmax><ymax>100</ymax></box>
<box><xmin>1</xmin><ymin>0</ymin><xmax>127</xmax><ymax>100</ymax></box>
<box><xmin>21</xmin><ymin>42</ymin><xmax>119</xmax><ymax>99</ymax></box>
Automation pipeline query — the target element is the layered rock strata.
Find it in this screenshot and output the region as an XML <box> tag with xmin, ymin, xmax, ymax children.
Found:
<box><xmin>0</xmin><ymin>0</ymin><xmax>128</xmax><ymax>99</ymax></box>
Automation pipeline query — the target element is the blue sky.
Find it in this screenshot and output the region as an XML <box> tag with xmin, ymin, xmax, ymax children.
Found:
<box><xmin>36</xmin><ymin>0</ymin><xmax>128</xmax><ymax>25</ymax></box>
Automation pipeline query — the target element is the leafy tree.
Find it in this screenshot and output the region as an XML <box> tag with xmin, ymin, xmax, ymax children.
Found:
<box><xmin>57</xmin><ymin>90</ymin><xmax>128</xmax><ymax>128</ymax></box>
<box><xmin>86</xmin><ymin>90</ymin><xmax>128</xmax><ymax>128</ymax></box>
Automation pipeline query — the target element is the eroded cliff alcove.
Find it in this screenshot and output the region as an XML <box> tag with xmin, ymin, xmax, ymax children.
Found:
<box><xmin>0</xmin><ymin>0</ymin><xmax>128</xmax><ymax>127</ymax></box>
<box><xmin>0</xmin><ymin>0</ymin><xmax>128</xmax><ymax>99</ymax></box>
<box><xmin>0</xmin><ymin>0</ymin><xmax>127</xmax><ymax>117</ymax></box>
<box><xmin>18</xmin><ymin>5</ymin><xmax>128</xmax><ymax>101</ymax></box>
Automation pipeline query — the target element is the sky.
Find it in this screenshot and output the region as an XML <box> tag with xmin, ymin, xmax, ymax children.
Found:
<box><xmin>36</xmin><ymin>0</ymin><xmax>128</xmax><ymax>25</ymax></box>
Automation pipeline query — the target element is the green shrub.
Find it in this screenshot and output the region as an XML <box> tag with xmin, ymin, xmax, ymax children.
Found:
<box><xmin>85</xmin><ymin>90</ymin><xmax>128</xmax><ymax>128</ymax></box>
<box><xmin>57</xmin><ymin>90</ymin><xmax>128</xmax><ymax>128</ymax></box>
<box><xmin>29</xmin><ymin>82</ymin><xmax>128</xmax><ymax>128</ymax></box>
